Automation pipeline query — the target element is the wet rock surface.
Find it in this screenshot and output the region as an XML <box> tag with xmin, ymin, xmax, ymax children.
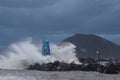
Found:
<box><xmin>97</xmin><ymin>62</ymin><xmax>119</xmax><ymax>74</ymax></box>
<box><xmin>28</xmin><ymin>61</ymin><xmax>82</xmax><ymax>71</ymax></box>
<box><xmin>27</xmin><ymin>58</ymin><xmax>120</xmax><ymax>74</ymax></box>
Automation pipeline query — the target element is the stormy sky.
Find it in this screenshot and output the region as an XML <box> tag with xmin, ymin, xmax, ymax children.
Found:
<box><xmin>0</xmin><ymin>0</ymin><xmax>120</xmax><ymax>50</ymax></box>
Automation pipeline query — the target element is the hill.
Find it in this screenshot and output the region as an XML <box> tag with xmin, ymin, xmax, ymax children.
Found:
<box><xmin>61</xmin><ymin>34</ymin><xmax>120</xmax><ymax>58</ymax></box>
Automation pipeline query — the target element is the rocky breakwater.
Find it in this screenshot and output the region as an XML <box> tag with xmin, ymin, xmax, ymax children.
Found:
<box><xmin>28</xmin><ymin>61</ymin><xmax>82</xmax><ymax>71</ymax></box>
<box><xmin>27</xmin><ymin>58</ymin><xmax>120</xmax><ymax>74</ymax></box>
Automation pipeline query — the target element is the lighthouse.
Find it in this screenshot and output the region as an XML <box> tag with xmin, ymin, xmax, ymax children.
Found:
<box><xmin>42</xmin><ymin>40</ymin><xmax>50</xmax><ymax>56</ymax></box>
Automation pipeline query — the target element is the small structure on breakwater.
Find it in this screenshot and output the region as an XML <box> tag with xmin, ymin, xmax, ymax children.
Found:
<box><xmin>42</xmin><ymin>40</ymin><xmax>50</xmax><ymax>56</ymax></box>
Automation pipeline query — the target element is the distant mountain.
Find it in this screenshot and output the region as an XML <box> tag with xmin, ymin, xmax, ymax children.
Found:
<box><xmin>61</xmin><ymin>34</ymin><xmax>120</xmax><ymax>58</ymax></box>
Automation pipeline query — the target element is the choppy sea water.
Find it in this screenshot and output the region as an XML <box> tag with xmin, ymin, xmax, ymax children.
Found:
<box><xmin>0</xmin><ymin>70</ymin><xmax>119</xmax><ymax>80</ymax></box>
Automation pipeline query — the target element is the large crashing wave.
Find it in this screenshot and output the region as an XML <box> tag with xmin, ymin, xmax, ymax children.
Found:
<box><xmin>0</xmin><ymin>38</ymin><xmax>80</xmax><ymax>70</ymax></box>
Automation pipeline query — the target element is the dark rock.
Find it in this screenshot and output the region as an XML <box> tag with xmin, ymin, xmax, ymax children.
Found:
<box><xmin>81</xmin><ymin>63</ymin><xmax>97</xmax><ymax>71</ymax></box>
<box><xmin>97</xmin><ymin>63</ymin><xmax>119</xmax><ymax>74</ymax></box>
<box><xmin>53</xmin><ymin>61</ymin><xmax>60</xmax><ymax>66</ymax></box>
<box><xmin>41</xmin><ymin>63</ymin><xmax>54</xmax><ymax>71</ymax></box>
<box><xmin>103</xmin><ymin>63</ymin><xmax>119</xmax><ymax>74</ymax></box>
<box><xmin>27</xmin><ymin>59</ymin><xmax>120</xmax><ymax>74</ymax></box>
<box><xmin>79</xmin><ymin>58</ymin><xmax>97</xmax><ymax>71</ymax></box>
<box><xmin>97</xmin><ymin>64</ymin><xmax>105</xmax><ymax>73</ymax></box>
<box><xmin>69</xmin><ymin>63</ymin><xmax>81</xmax><ymax>70</ymax></box>
<box><xmin>27</xmin><ymin>61</ymin><xmax>82</xmax><ymax>71</ymax></box>
<box><xmin>27</xmin><ymin>63</ymin><xmax>42</xmax><ymax>70</ymax></box>
<box><xmin>57</xmin><ymin>62</ymin><xmax>70</xmax><ymax>71</ymax></box>
<box><xmin>79</xmin><ymin>58</ymin><xmax>96</xmax><ymax>64</ymax></box>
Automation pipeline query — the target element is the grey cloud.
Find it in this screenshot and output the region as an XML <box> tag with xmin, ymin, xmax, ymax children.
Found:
<box><xmin>1</xmin><ymin>0</ymin><xmax>120</xmax><ymax>33</ymax></box>
<box><xmin>0</xmin><ymin>0</ymin><xmax>120</xmax><ymax>49</ymax></box>
<box><xmin>0</xmin><ymin>0</ymin><xmax>60</xmax><ymax>8</ymax></box>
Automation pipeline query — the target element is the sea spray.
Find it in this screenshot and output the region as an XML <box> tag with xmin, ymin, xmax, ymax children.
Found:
<box><xmin>0</xmin><ymin>38</ymin><xmax>80</xmax><ymax>70</ymax></box>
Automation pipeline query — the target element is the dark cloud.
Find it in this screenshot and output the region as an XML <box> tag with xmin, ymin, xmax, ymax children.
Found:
<box><xmin>0</xmin><ymin>0</ymin><xmax>60</xmax><ymax>8</ymax></box>
<box><xmin>0</xmin><ymin>0</ymin><xmax>120</xmax><ymax>51</ymax></box>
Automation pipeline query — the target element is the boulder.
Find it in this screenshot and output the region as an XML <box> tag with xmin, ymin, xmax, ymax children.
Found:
<box><xmin>81</xmin><ymin>63</ymin><xmax>97</xmax><ymax>71</ymax></box>
<box><xmin>27</xmin><ymin>61</ymin><xmax>82</xmax><ymax>71</ymax></box>
<box><xmin>27</xmin><ymin>59</ymin><xmax>119</xmax><ymax>74</ymax></box>
<box><xmin>97</xmin><ymin>63</ymin><xmax>119</xmax><ymax>74</ymax></box>
<box><xmin>28</xmin><ymin>63</ymin><xmax>41</xmax><ymax>70</ymax></box>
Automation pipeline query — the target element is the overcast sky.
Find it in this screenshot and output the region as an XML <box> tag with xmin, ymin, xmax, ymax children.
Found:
<box><xmin>0</xmin><ymin>0</ymin><xmax>120</xmax><ymax>50</ymax></box>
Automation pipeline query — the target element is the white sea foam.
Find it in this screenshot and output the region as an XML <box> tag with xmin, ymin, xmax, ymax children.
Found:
<box><xmin>0</xmin><ymin>38</ymin><xmax>80</xmax><ymax>70</ymax></box>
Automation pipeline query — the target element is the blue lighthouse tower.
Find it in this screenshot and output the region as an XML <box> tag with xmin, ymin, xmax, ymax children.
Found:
<box><xmin>42</xmin><ymin>40</ymin><xmax>50</xmax><ymax>56</ymax></box>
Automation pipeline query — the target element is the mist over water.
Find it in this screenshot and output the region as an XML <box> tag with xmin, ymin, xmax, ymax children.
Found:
<box><xmin>0</xmin><ymin>38</ymin><xmax>80</xmax><ymax>70</ymax></box>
